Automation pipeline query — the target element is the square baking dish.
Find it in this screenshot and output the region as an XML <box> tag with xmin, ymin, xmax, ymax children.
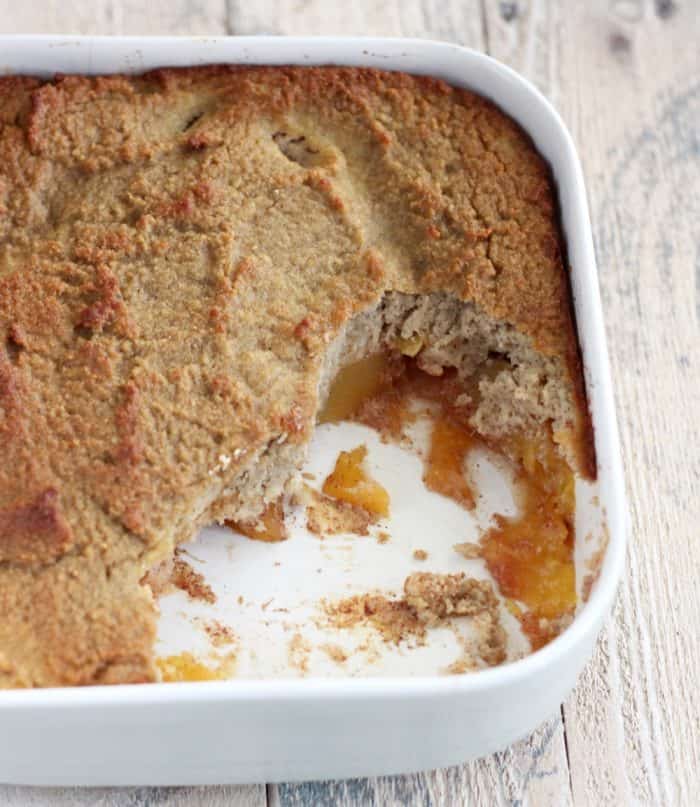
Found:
<box><xmin>0</xmin><ymin>36</ymin><xmax>626</xmax><ymax>786</ymax></box>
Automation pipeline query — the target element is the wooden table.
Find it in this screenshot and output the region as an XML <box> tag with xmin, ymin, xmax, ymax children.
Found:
<box><xmin>1</xmin><ymin>1</ymin><xmax>697</xmax><ymax>804</ymax></box>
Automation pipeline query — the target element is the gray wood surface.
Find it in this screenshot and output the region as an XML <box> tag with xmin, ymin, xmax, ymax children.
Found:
<box><xmin>1</xmin><ymin>0</ymin><xmax>698</xmax><ymax>804</ymax></box>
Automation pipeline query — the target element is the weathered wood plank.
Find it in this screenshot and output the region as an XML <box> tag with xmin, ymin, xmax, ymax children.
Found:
<box><xmin>0</xmin><ymin>786</ymin><xmax>265</xmax><ymax>807</ymax></box>
<box><xmin>0</xmin><ymin>0</ymin><xmax>228</xmax><ymax>35</ymax></box>
<box><xmin>272</xmin><ymin>715</ymin><xmax>571</xmax><ymax>807</ymax></box>
<box><xmin>485</xmin><ymin>1</ymin><xmax>700</xmax><ymax>804</ymax></box>
<box><xmin>227</xmin><ymin>0</ymin><xmax>485</xmax><ymax>43</ymax></box>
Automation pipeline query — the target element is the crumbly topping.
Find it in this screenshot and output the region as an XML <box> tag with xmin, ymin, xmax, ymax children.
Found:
<box><xmin>377</xmin><ymin>531</ymin><xmax>391</xmax><ymax>544</ymax></box>
<box><xmin>446</xmin><ymin>609</ymin><xmax>506</xmax><ymax>671</ymax></box>
<box><xmin>305</xmin><ymin>486</ymin><xmax>374</xmax><ymax>537</ymax></box>
<box><xmin>288</xmin><ymin>632</ymin><xmax>312</xmax><ymax>674</ymax></box>
<box><xmin>170</xmin><ymin>552</ymin><xmax>216</xmax><ymax>605</ymax></box>
<box><xmin>0</xmin><ymin>65</ymin><xmax>586</xmax><ymax>686</ymax></box>
<box><xmin>202</xmin><ymin>619</ymin><xmax>237</xmax><ymax>648</ymax></box>
<box><xmin>323</xmin><ymin>593</ymin><xmax>426</xmax><ymax>645</ymax></box>
<box><xmin>321</xmin><ymin>572</ymin><xmax>506</xmax><ymax>667</ymax></box>
<box><xmin>403</xmin><ymin>572</ymin><xmax>499</xmax><ymax>626</ymax></box>
<box><xmin>141</xmin><ymin>558</ymin><xmax>176</xmax><ymax>599</ymax></box>
<box><xmin>320</xmin><ymin>643</ymin><xmax>349</xmax><ymax>664</ymax></box>
<box><xmin>454</xmin><ymin>542</ymin><xmax>482</xmax><ymax>559</ymax></box>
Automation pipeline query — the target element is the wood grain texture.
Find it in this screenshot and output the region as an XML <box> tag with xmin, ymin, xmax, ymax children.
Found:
<box><xmin>0</xmin><ymin>786</ymin><xmax>265</xmax><ymax>807</ymax></box>
<box><xmin>0</xmin><ymin>0</ymin><xmax>228</xmax><ymax>35</ymax></box>
<box><xmin>0</xmin><ymin>1</ymin><xmax>697</xmax><ymax>805</ymax></box>
<box><xmin>227</xmin><ymin>0</ymin><xmax>485</xmax><ymax>43</ymax></box>
<box><xmin>272</xmin><ymin>715</ymin><xmax>572</xmax><ymax>807</ymax></box>
<box><xmin>484</xmin><ymin>2</ymin><xmax>700</xmax><ymax>803</ymax></box>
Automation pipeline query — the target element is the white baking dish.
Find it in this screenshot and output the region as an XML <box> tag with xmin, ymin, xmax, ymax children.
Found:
<box><xmin>0</xmin><ymin>36</ymin><xmax>626</xmax><ymax>785</ymax></box>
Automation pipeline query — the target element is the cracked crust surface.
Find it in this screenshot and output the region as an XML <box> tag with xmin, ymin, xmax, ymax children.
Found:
<box><xmin>0</xmin><ymin>66</ymin><xmax>591</xmax><ymax>687</ymax></box>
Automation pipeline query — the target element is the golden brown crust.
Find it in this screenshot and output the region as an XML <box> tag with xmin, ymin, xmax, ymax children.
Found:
<box><xmin>0</xmin><ymin>488</ymin><xmax>74</xmax><ymax>565</ymax></box>
<box><xmin>0</xmin><ymin>66</ymin><xmax>591</xmax><ymax>687</ymax></box>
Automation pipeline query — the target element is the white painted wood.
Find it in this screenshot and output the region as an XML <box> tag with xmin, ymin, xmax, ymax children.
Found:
<box><xmin>226</xmin><ymin>0</ymin><xmax>485</xmax><ymax>44</ymax></box>
<box><xmin>0</xmin><ymin>785</ymin><xmax>265</xmax><ymax>807</ymax></box>
<box><xmin>1</xmin><ymin>0</ymin><xmax>697</xmax><ymax>804</ymax></box>
<box><xmin>0</xmin><ymin>0</ymin><xmax>228</xmax><ymax>35</ymax></box>
<box><xmin>485</xmin><ymin>2</ymin><xmax>700</xmax><ymax>805</ymax></box>
<box><xmin>270</xmin><ymin>716</ymin><xmax>571</xmax><ymax>807</ymax></box>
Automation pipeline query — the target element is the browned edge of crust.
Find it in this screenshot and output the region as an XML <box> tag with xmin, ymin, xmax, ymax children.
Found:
<box><xmin>547</xmin><ymin>175</ymin><xmax>597</xmax><ymax>481</ymax></box>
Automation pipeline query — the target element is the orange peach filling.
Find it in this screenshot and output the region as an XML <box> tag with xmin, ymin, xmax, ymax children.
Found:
<box><xmin>322</xmin><ymin>351</ymin><xmax>577</xmax><ymax>649</ymax></box>
<box><xmin>318</xmin><ymin>353</ymin><xmax>388</xmax><ymax>424</ymax></box>
<box><xmin>157</xmin><ymin>652</ymin><xmax>227</xmax><ymax>682</ymax></box>
<box><xmin>226</xmin><ymin>500</ymin><xmax>288</xmax><ymax>543</ymax></box>
<box><xmin>481</xmin><ymin>433</ymin><xmax>576</xmax><ymax>648</ymax></box>
<box><xmin>322</xmin><ymin>445</ymin><xmax>390</xmax><ymax>518</ymax></box>
<box><xmin>424</xmin><ymin>417</ymin><xmax>476</xmax><ymax>510</ymax></box>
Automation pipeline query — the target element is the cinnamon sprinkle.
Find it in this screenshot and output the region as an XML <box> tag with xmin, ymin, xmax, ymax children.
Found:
<box><xmin>171</xmin><ymin>551</ymin><xmax>216</xmax><ymax>604</ymax></box>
